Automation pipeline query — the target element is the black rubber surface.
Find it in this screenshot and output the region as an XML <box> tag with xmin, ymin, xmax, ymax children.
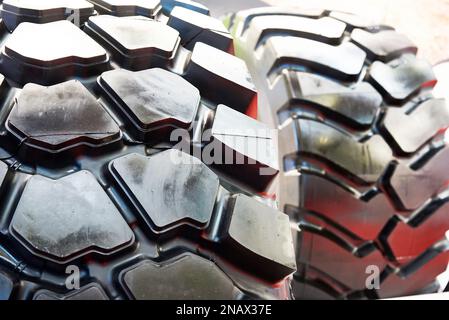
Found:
<box><xmin>230</xmin><ymin>7</ymin><xmax>449</xmax><ymax>299</ymax></box>
<box><xmin>0</xmin><ymin>1</ymin><xmax>296</xmax><ymax>300</ymax></box>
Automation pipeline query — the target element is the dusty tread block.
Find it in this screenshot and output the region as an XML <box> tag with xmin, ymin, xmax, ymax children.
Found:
<box><xmin>262</xmin><ymin>36</ymin><xmax>366</xmax><ymax>81</ymax></box>
<box><xmin>282</xmin><ymin>71</ymin><xmax>382</xmax><ymax>128</ymax></box>
<box><xmin>161</xmin><ymin>0</ymin><xmax>209</xmax><ymax>15</ymax></box>
<box><xmin>224</xmin><ymin>194</ymin><xmax>296</xmax><ymax>280</ymax></box>
<box><xmin>388</xmin><ymin>147</ymin><xmax>449</xmax><ymax>210</ymax></box>
<box><xmin>351</xmin><ymin>28</ymin><xmax>417</xmax><ymax>62</ymax></box>
<box><xmin>249</xmin><ymin>16</ymin><xmax>346</xmax><ymax>49</ymax></box>
<box><xmin>34</xmin><ymin>283</ymin><xmax>109</xmax><ymax>300</ymax></box>
<box><xmin>1</xmin><ymin>0</ymin><xmax>95</xmax><ymax>31</ymax></box>
<box><xmin>88</xmin><ymin>0</ymin><xmax>161</xmax><ymax>17</ymax></box>
<box><xmin>167</xmin><ymin>6</ymin><xmax>232</xmax><ymax>51</ymax></box>
<box><xmin>110</xmin><ymin>150</ymin><xmax>219</xmax><ymax>232</ymax></box>
<box><xmin>185</xmin><ymin>42</ymin><xmax>256</xmax><ymax>114</ymax></box>
<box><xmin>382</xmin><ymin>99</ymin><xmax>449</xmax><ymax>154</ymax></box>
<box><xmin>85</xmin><ymin>15</ymin><xmax>180</xmax><ymax>70</ymax></box>
<box><xmin>210</xmin><ymin>105</ymin><xmax>278</xmax><ymax>191</ymax></box>
<box><xmin>0</xmin><ymin>20</ymin><xmax>108</xmax><ymax>85</ymax></box>
<box><xmin>7</xmin><ymin>80</ymin><xmax>121</xmax><ymax>152</ymax></box>
<box><xmin>297</xmin><ymin>119</ymin><xmax>392</xmax><ymax>183</ymax></box>
<box><xmin>99</xmin><ymin>68</ymin><xmax>199</xmax><ymax>141</ymax></box>
<box><xmin>120</xmin><ymin>253</ymin><xmax>239</xmax><ymax>299</ymax></box>
<box><xmin>368</xmin><ymin>56</ymin><xmax>436</xmax><ymax>104</ymax></box>
<box><xmin>0</xmin><ymin>272</ymin><xmax>13</xmax><ymax>300</ymax></box>
<box><xmin>10</xmin><ymin>170</ymin><xmax>134</xmax><ymax>263</ymax></box>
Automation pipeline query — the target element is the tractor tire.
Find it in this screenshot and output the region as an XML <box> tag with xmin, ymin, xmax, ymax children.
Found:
<box><xmin>229</xmin><ymin>7</ymin><xmax>449</xmax><ymax>299</ymax></box>
<box><xmin>0</xmin><ymin>1</ymin><xmax>296</xmax><ymax>300</ymax></box>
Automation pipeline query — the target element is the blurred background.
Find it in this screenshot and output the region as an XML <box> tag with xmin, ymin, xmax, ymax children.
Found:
<box><xmin>198</xmin><ymin>0</ymin><xmax>449</xmax><ymax>64</ymax></box>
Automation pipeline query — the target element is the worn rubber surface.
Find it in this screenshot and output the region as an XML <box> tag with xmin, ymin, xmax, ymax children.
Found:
<box><xmin>229</xmin><ymin>7</ymin><xmax>449</xmax><ymax>299</ymax></box>
<box><xmin>0</xmin><ymin>1</ymin><xmax>296</xmax><ymax>300</ymax></box>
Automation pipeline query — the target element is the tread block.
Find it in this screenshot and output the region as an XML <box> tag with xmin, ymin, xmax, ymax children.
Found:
<box><xmin>210</xmin><ymin>105</ymin><xmax>279</xmax><ymax>191</ymax></box>
<box><xmin>1</xmin><ymin>0</ymin><xmax>95</xmax><ymax>31</ymax></box>
<box><xmin>7</xmin><ymin>80</ymin><xmax>121</xmax><ymax>152</ymax></box>
<box><xmin>385</xmin><ymin>193</ymin><xmax>449</xmax><ymax>260</ymax></box>
<box><xmin>297</xmin><ymin>119</ymin><xmax>392</xmax><ymax>183</ymax></box>
<box><xmin>262</xmin><ymin>36</ymin><xmax>366</xmax><ymax>81</ymax></box>
<box><xmin>185</xmin><ymin>42</ymin><xmax>256</xmax><ymax>114</ymax></box>
<box><xmin>109</xmin><ymin>150</ymin><xmax>219</xmax><ymax>231</ymax></box>
<box><xmin>0</xmin><ymin>272</ymin><xmax>13</xmax><ymax>300</ymax></box>
<box><xmin>368</xmin><ymin>56</ymin><xmax>436</xmax><ymax>104</ymax></box>
<box><xmin>249</xmin><ymin>16</ymin><xmax>346</xmax><ymax>48</ymax></box>
<box><xmin>160</xmin><ymin>0</ymin><xmax>209</xmax><ymax>15</ymax></box>
<box><xmin>278</xmin><ymin>119</ymin><xmax>299</xmax><ymax>163</ymax></box>
<box><xmin>224</xmin><ymin>194</ymin><xmax>296</xmax><ymax>280</ymax></box>
<box><xmin>329</xmin><ymin>11</ymin><xmax>378</xmax><ymax>30</ymax></box>
<box><xmin>0</xmin><ymin>161</ymin><xmax>8</xmax><ymax>188</ymax></box>
<box><xmin>278</xmin><ymin>121</ymin><xmax>301</xmax><ymax>208</ymax></box>
<box><xmin>167</xmin><ymin>6</ymin><xmax>232</xmax><ymax>51</ymax></box>
<box><xmin>351</xmin><ymin>28</ymin><xmax>417</xmax><ymax>62</ymax></box>
<box><xmin>234</xmin><ymin>7</ymin><xmax>325</xmax><ymax>36</ymax></box>
<box><xmin>0</xmin><ymin>74</ymin><xmax>8</xmax><ymax>94</ymax></box>
<box><xmin>378</xmin><ymin>250</ymin><xmax>449</xmax><ymax>298</ymax></box>
<box><xmin>88</xmin><ymin>0</ymin><xmax>161</xmax><ymax>17</ymax></box>
<box><xmin>299</xmin><ymin>227</ymin><xmax>386</xmax><ymax>291</ymax></box>
<box><xmin>10</xmin><ymin>170</ymin><xmax>134</xmax><ymax>263</ymax></box>
<box><xmin>280</xmin><ymin>172</ymin><xmax>300</xmax><ymax>210</ymax></box>
<box><xmin>387</xmin><ymin>146</ymin><xmax>449</xmax><ymax>210</ymax></box>
<box><xmin>99</xmin><ymin>68</ymin><xmax>199</xmax><ymax>141</ymax></box>
<box><xmin>283</xmin><ymin>71</ymin><xmax>382</xmax><ymax>128</ymax></box>
<box><xmin>33</xmin><ymin>283</ymin><xmax>109</xmax><ymax>300</ymax></box>
<box><xmin>302</xmin><ymin>174</ymin><xmax>395</xmax><ymax>240</ymax></box>
<box><xmin>382</xmin><ymin>99</ymin><xmax>449</xmax><ymax>154</ymax></box>
<box><xmin>120</xmin><ymin>253</ymin><xmax>239</xmax><ymax>299</ymax></box>
<box><xmin>85</xmin><ymin>15</ymin><xmax>180</xmax><ymax>70</ymax></box>
<box><xmin>0</xmin><ymin>20</ymin><xmax>108</xmax><ymax>85</ymax></box>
